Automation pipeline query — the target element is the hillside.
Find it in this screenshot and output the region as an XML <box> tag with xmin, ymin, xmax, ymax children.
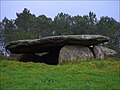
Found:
<box><xmin>0</xmin><ymin>59</ymin><xmax>120</xmax><ymax>90</ymax></box>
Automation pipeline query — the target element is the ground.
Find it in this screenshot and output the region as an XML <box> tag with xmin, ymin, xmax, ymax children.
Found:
<box><xmin>0</xmin><ymin>59</ymin><xmax>120</xmax><ymax>90</ymax></box>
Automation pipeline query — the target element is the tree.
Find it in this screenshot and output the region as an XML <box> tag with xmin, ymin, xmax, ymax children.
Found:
<box><xmin>15</xmin><ymin>8</ymin><xmax>36</xmax><ymax>31</ymax></box>
<box><xmin>96</xmin><ymin>16</ymin><xmax>120</xmax><ymax>50</ymax></box>
<box><xmin>83</xmin><ymin>11</ymin><xmax>97</xmax><ymax>34</ymax></box>
<box><xmin>71</xmin><ymin>15</ymin><xmax>87</xmax><ymax>34</ymax></box>
<box><xmin>15</xmin><ymin>8</ymin><xmax>37</xmax><ymax>39</ymax></box>
<box><xmin>0</xmin><ymin>22</ymin><xmax>4</xmax><ymax>43</ymax></box>
<box><xmin>35</xmin><ymin>15</ymin><xmax>53</xmax><ymax>37</ymax></box>
<box><xmin>53</xmin><ymin>12</ymin><xmax>72</xmax><ymax>35</ymax></box>
<box><xmin>1</xmin><ymin>17</ymin><xmax>15</xmax><ymax>43</ymax></box>
<box><xmin>1</xmin><ymin>9</ymin><xmax>120</xmax><ymax>53</ymax></box>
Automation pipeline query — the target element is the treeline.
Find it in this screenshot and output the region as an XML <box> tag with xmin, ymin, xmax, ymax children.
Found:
<box><xmin>0</xmin><ymin>8</ymin><xmax>120</xmax><ymax>51</ymax></box>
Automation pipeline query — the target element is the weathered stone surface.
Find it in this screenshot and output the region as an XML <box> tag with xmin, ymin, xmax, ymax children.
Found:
<box><xmin>5</xmin><ymin>35</ymin><xmax>109</xmax><ymax>54</ymax></box>
<box><xmin>59</xmin><ymin>45</ymin><xmax>94</xmax><ymax>64</ymax></box>
<box><xmin>100</xmin><ymin>46</ymin><xmax>117</xmax><ymax>56</ymax></box>
<box><xmin>93</xmin><ymin>45</ymin><xmax>104</xmax><ymax>59</ymax></box>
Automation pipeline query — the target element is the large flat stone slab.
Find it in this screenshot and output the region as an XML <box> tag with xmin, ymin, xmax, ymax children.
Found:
<box><xmin>5</xmin><ymin>35</ymin><xmax>109</xmax><ymax>54</ymax></box>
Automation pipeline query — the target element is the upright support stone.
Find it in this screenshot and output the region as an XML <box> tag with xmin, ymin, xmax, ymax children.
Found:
<box><xmin>93</xmin><ymin>45</ymin><xmax>104</xmax><ymax>59</ymax></box>
<box><xmin>59</xmin><ymin>45</ymin><xmax>94</xmax><ymax>64</ymax></box>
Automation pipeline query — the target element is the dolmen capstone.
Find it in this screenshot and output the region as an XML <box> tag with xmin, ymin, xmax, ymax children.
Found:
<box><xmin>5</xmin><ymin>35</ymin><xmax>117</xmax><ymax>65</ymax></box>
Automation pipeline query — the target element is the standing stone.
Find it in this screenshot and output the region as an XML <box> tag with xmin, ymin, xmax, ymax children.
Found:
<box><xmin>93</xmin><ymin>45</ymin><xmax>104</xmax><ymax>59</ymax></box>
<box><xmin>59</xmin><ymin>45</ymin><xmax>94</xmax><ymax>64</ymax></box>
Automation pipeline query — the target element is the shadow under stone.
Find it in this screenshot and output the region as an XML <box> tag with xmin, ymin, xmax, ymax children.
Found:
<box><xmin>19</xmin><ymin>47</ymin><xmax>62</xmax><ymax>65</ymax></box>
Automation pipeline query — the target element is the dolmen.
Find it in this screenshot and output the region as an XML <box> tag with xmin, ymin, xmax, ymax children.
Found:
<box><xmin>5</xmin><ymin>35</ymin><xmax>117</xmax><ymax>65</ymax></box>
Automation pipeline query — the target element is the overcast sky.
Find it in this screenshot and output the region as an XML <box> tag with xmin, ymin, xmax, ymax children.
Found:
<box><xmin>0</xmin><ymin>0</ymin><xmax>120</xmax><ymax>22</ymax></box>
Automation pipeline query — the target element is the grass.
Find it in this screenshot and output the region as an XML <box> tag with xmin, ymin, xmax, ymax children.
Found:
<box><xmin>0</xmin><ymin>59</ymin><xmax>120</xmax><ymax>90</ymax></box>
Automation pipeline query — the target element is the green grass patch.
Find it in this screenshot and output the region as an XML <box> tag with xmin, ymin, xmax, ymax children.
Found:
<box><xmin>0</xmin><ymin>59</ymin><xmax>120</xmax><ymax>90</ymax></box>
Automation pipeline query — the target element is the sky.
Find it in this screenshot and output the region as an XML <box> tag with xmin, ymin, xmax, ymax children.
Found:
<box><xmin>0</xmin><ymin>0</ymin><xmax>120</xmax><ymax>22</ymax></box>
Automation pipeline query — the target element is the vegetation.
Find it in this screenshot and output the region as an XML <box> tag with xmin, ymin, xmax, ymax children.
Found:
<box><xmin>0</xmin><ymin>59</ymin><xmax>120</xmax><ymax>90</ymax></box>
<box><xmin>0</xmin><ymin>8</ymin><xmax>120</xmax><ymax>89</ymax></box>
<box><xmin>0</xmin><ymin>8</ymin><xmax>120</xmax><ymax>52</ymax></box>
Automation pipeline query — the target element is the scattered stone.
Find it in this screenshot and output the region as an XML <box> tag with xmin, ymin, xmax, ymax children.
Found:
<box><xmin>100</xmin><ymin>46</ymin><xmax>117</xmax><ymax>56</ymax></box>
